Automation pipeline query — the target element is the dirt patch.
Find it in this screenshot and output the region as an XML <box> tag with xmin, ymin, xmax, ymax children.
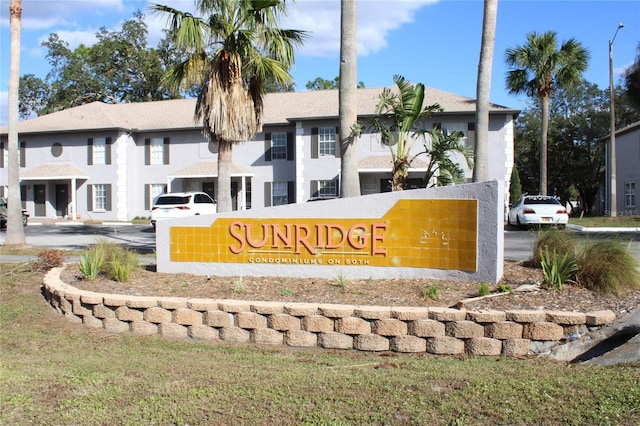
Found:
<box><xmin>59</xmin><ymin>260</ymin><xmax>640</xmax><ymax>317</ymax></box>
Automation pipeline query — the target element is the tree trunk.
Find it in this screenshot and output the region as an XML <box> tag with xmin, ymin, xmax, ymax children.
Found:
<box><xmin>6</xmin><ymin>0</ymin><xmax>26</xmax><ymax>246</ymax></box>
<box><xmin>338</xmin><ymin>0</ymin><xmax>360</xmax><ymax>198</ymax></box>
<box><xmin>216</xmin><ymin>140</ymin><xmax>233</xmax><ymax>213</ymax></box>
<box><xmin>473</xmin><ymin>0</ymin><xmax>497</xmax><ymax>183</ymax></box>
<box><xmin>540</xmin><ymin>94</ymin><xmax>549</xmax><ymax>195</ymax></box>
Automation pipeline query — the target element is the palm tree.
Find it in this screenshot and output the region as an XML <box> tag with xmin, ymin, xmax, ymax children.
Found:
<box><xmin>473</xmin><ymin>0</ymin><xmax>497</xmax><ymax>183</ymax></box>
<box><xmin>420</xmin><ymin>128</ymin><xmax>474</xmax><ymax>187</ymax></box>
<box><xmin>338</xmin><ymin>0</ymin><xmax>360</xmax><ymax>198</ymax></box>
<box><xmin>505</xmin><ymin>31</ymin><xmax>589</xmax><ymax>195</ymax></box>
<box><xmin>5</xmin><ymin>0</ymin><xmax>26</xmax><ymax>246</ymax></box>
<box><xmin>369</xmin><ymin>75</ymin><xmax>441</xmax><ymax>191</ymax></box>
<box><xmin>151</xmin><ymin>0</ymin><xmax>306</xmax><ymax>212</ymax></box>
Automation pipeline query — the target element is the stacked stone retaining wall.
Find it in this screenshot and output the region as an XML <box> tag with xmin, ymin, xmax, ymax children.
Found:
<box><xmin>42</xmin><ymin>267</ymin><xmax>617</xmax><ymax>357</ymax></box>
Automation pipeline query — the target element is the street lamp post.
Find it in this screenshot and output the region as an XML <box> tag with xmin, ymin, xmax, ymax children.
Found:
<box><xmin>608</xmin><ymin>23</ymin><xmax>624</xmax><ymax>217</ymax></box>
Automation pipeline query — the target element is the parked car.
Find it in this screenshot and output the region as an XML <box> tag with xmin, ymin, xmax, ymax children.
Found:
<box><xmin>0</xmin><ymin>197</ymin><xmax>29</xmax><ymax>228</ymax></box>
<box><xmin>507</xmin><ymin>195</ymin><xmax>568</xmax><ymax>229</ymax></box>
<box><xmin>150</xmin><ymin>192</ymin><xmax>217</xmax><ymax>230</ymax></box>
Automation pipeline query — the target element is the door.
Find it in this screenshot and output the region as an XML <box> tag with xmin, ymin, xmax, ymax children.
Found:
<box><xmin>55</xmin><ymin>184</ymin><xmax>68</xmax><ymax>217</ymax></box>
<box><xmin>34</xmin><ymin>184</ymin><xmax>46</xmax><ymax>217</ymax></box>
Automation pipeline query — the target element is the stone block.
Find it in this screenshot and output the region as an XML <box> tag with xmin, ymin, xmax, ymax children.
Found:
<box><xmin>506</xmin><ymin>310</ymin><xmax>546</xmax><ymax>323</ymax></box>
<box><xmin>82</xmin><ymin>315</ymin><xmax>104</xmax><ymax>329</ymax></box>
<box><xmin>335</xmin><ymin>317</ymin><xmax>371</xmax><ymax>335</ymax></box>
<box><xmin>236</xmin><ymin>312</ymin><xmax>267</xmax><ymax>329</ymax></box>
<box><xmin>484</xmin><ymin>322</ymin><xmax>523</xmax><ymax>340</ymax></box>
<box><xmin>318</xmin><ymin>332</ymin><xmax>353</xmax><ymax>350</ymax></box>
<box><xmin>502</xmin><ymin>339</ymin><xmax>531</xmax><ymax>357</ymax></box>
<box><xmin>284</xmin><ymin>303</ymin><xmax>319</xmax><ymax>317</ymax></box>
<box><xmin>285</xmin><ymin>330</ymin><xmax>317</xmax><ymax>347</ymax></box>
<box><xmin>408</xmin><ymin>319</ymin><xmax>446</xmax><ymax>337</ymax></box>
<box><xmin>446</xmin><ymin>321</ymin><xmax>484</xmax><ymax>338</ymax></box>
<box><xmin>173</xmin><ymin>308</ymin><xmax>203</xmax><ymax>326</ymax></box>
<box><xmin>126</xmin><ymin>296</ymin><xmax>157</xmax><ymax>309</ymax></box>
<box><xmin>103</xmin><ymin>318</ymin><xmax>130</xmax><ymax>333</ymax></box>
<box><xmin>465</xmin><ymin>337</ymin><xmax>502</xmax><ymax>356</ymax></box>
<box><xmin>586</xmin><ymin>310</ymin><xmax>616</xmax><ymax>326</ymax></box>
<box><xmin>144</xmin><ymin>306</ymin><xmax>172</xmax><ymax>324</ymax></box>
<box><xmin>72</xmin><ymin>301</ymin><xmax>92</xmax><ymax>317</ymax></box>
<box><xmin>391</xmin><ymin>335</ymin><xmax>427</xmax><ymax>353</ymax></box>
<box><xmin>354</xmin><ymin>306</ymin><xmax>391</xmax><ymax>320</ymax></box>
<box><xmin>428</xmin><ymin>307</ymin><xmax>466</xmax><ymax>322</ymax></box>
<box><xmin>466</xmin><ymin>310</ymin><xmax>506</xmax><ymax>323</ymax></box>
<box><xmin>252</xmin><ymin>329</ymin><xmax>284</xmax><ymax>345</ymax></box>
<box><xmin>426</xmin><ymin>337</ymin><xmax>465</xmax><ymax>355</ymax></box>
<box><xmin>523</xmin><ymin>322</ymin><xmax>564</xmax><ymax>341</ymax></box>
<box><xmin>59</xmin><ymin>297</ymin><xmax>72</xmax><ymax>314</ymax></box>
<box><xmin>268</xmin><ymin>314</ymin><xmax>300</xmax><ymax>331</ymax></box>
<box><xmin>93</xmin><ymin>304</ymin><xmax>115</xmax><ymax>319</ymax></box>
<box><xmin>131</xmin><ymin>321</ymin><xmax>158</xmax><ymax>336</ymax></box>
<box><xmin>373</xmin><ymin>318</ymin><xmax>408</xmax><ymax>336</ymax></box>
<box><xmin>79</xmin><ymin>291</ymin><xmax>103</xmax><ymax>305</ymax></box>
<box><xmin>103</xmin><ymin>295</ymin><xmax>128</xmax><ymax>307</ymax></box>
<box><xmin>218</xmin><ymin>300</ymin><xmax>251</xmax><ymax>313</ymax></box>
<box><xmin>319</xmin><ymin>304</ymin><xmax>356</xmax><ymax>318</ymax></box>
<box><xmin>391</xmin><ymin>307</ymin><xmax>430</xmax><ymax>321</ymax></box>
<box><xmin>159</xmin><ymin>323</ymin><xmax>189</xmax><ymax>339</ymax></box>
<box><xmin>64</xmin><ymin>312</ymin><xmax>83</xmax><ymax>324</ymax></box>
<box><xmin>220</xmin><ymin>326</ymin><xmax>251</xmax><ymax>343</ymax></box>
<box><xmin>302</xmin><ymin>315</ymin><xmax>334</xmax><ymax>333</ymax></box>
<box><xmin>545</xmin><ymin>311</ymin><xmax>586</xmax><ymax>325</ymax></box>
<box><xmin>189</xmin><ymin>325</ymin><xmax>219</xmax><ymax>341</ymax></box>
<box><xmin>116</xmin><ymin>306</ymin><xmax>143</xmax><ymax>322</ymax></box>
<box><xmin>251</xmin><ymin>301</ymin><xmax>285</xmax><ymax>315</ymax></box>
<box><xmin>157</xmin><ymin>297</ymin><xmax>188</xmax><ymax>310</ymax></box>
<box><xmin>187</xmin><ymin>298</ymin><xmax>219</xmax><ymax>311</ymax></box>
<box><xmin>354</xmin><ymin>334</ymin><xmax>389</xmax><ymax>351</ymax></box>
<box><xmin>204</xmin><ymin>310</ymin><xmax>233</xmax><ymax>328</ymax></box>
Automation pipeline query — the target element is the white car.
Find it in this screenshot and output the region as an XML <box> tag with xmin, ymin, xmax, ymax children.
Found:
<box><xmin>150</xmin><ymin>192</ymin><xmax>216</xmax><ymax>229</ymax></box>
<box><xmin>507</xmin><ymin>195</ymin><xmax>568</xmax><ymax>229</ymax></box>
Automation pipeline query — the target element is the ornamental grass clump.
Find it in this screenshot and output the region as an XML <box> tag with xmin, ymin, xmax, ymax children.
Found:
<box><xmin>574</xmin><ymin>239</ymin><xmax>640</xmax><ymax>295</ymax></box>
<box><xmin>530</xmin><ymin>228</ymin><xmax>576</xmax><ymax>268</ymax></box>
<box><xmin>540</xmin><ymin>247</ymin><xmax>578</xmax><ymax>291</ymax></box>
<box><xmin>78</xmin><ymin>238</ymin><xmax>138</xmax><ymax>282</ymax></box>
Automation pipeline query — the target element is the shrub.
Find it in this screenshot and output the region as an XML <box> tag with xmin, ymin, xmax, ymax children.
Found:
<box><xmin>574</xmin><ymin>239</ymin><xmax>640</xmax><ymax>295</ymax></box>
<box><xmin>420</xmin><ymin>284</ymin><xmax>440</xmax><ymax>301</ymax></box>
<box><xmin>78</xmin><ymin>247</ymin><xmax>105</xmax><ymax>281</ymax></box>
<box><xmin>496</xmin><ymin>283</ymin><xmax>512</xmax><ymax>293</ymax></box>
<box><xmin>478</xmin><ymin>283</ymin><xmax>491</xmax><ymax>297</ymax></box>
<box><xmin>540</xmin><ymin>247</ymin><xmax>578</xmax><ymax>291</ymax></box>
<box><xmin>104</xmin><ymin>248</ymin><xmax>138</xmax><ymax>282</ymax></box>
<box><xmin>529</xmin><ymin>228</ymin><xmax>576</xmax><ymax>268</ymax></box>
<box><xmin>33</xmin><ymin>249</ymin><xmax>66</xmax><ymax>271</ymax></box>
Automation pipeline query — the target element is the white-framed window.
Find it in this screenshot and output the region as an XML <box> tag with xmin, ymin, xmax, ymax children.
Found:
<box><xmin>361</xmin><ymin>178</ymin><xmax>377</xmax><ymax>195</ymax></box>
<box><xmin>319</xmin><ymin>127</ymin><xmax>336</xmax><ymax>156</ymax></box>
<box><xmin>271</xmin><ymin>132</ymin><xmax>287</xmax><ymax>160</ymax></box>
<box><xmin>150</xmin><ymin>137</ymin><xmax>164</xmax><ymax>165</ymax></box>
<box><xmin>272</xmin><ymin>181</ymin><xmax>288</xmax><ymax>206</ymax></box>
<box><xmin>93</xmin><ymin>138</ymin><xmax>106</xmax><ymax>165</ymax></box>
<box><xmin>625</xmin><ymin>182</ymin><xmax>636</xmax><ymax>208</ymax></box>
<box><xmin>93</xmin><ymin>184</ymin><xmax>107</xmax><ymax>211</ymax></box>
<box><xmin>318</xmin><ymin>180</ymin><xmax>337</xmax><ymax>197</ymax></box>
<box><xmin>438</xmin><ymin>122</ymin><xmax>470</xmax><ymax>147</ymax></box>
<box><xmin>150</xmin><ymin>184</ymin><xmax>166</xmax><ymax>206</ymax></box>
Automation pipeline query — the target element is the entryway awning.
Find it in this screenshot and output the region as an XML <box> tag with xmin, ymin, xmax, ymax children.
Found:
<box><xmin>20</xmin><ymin>164</ymin><xmax>89</xmax><ymax>180</ymax></box>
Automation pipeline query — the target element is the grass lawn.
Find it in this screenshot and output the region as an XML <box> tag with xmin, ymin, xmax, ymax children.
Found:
<box><xmin>569</xmin><ymin>215</ymin><xmax>640</xmax><ymax>228</ymax></box>
<box><xmin>1</xmin><ymin>263</ymin><xmax>639</xmax><ymax>425</ymax></box>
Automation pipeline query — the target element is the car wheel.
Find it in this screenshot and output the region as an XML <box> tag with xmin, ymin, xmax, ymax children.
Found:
<box><xmin>516</xmin><ymin>216</ymin><xmax>526</xmax><ymax>230</ymax></box>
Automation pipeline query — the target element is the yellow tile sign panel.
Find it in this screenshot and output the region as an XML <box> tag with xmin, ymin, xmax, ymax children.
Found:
<box><xmin>169</xmin><ymin>199</ymin><xmax>478</xmax><ymax>272</ymax></box>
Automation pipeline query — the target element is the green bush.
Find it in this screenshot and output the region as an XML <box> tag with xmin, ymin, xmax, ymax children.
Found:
<box><xmin>540</xmin><ymin>247</ymin><xmax>578</xmax><ymax>291</ymax></box>
<box><xmin>575</xmin><ymin>239</ymin><xmax>640</xmax><ymax>295</ymax></box>
<box><xmin>78</xmin><ymin>238</ymin><xmax>138</xmax><ymax>282</ymax></box>
<box><xmin>530</xmin><ymin>229</ymin><xmax>576</xmax><ymax>268</ymax></box>
<box><xmin>78</xmin><ymin>246</ymin><xmax>105</xmax><ymax>281</ymax></box>
<box><xmin>478</xmin><ymin>283</ymin><xmax>491</xmax><ymax>297</ymax></box>
<box><xmin>419</xmin><ymin>284</ymin><xmax>440</xmax><ymax>301</ymax></box>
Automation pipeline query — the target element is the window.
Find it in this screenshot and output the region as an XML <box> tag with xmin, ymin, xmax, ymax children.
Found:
<box><xmin>311</xmin><ymin>180</ymin><xmax>338</xmax><ymax>198</ymax></box>
<box><xmin>2</xmin><ymin>141</ymin><xmax>25</xmax><ymax>167</ymax></box>
<box><xmin>88</xmin><ymin>184</ymin><xmax>112</xmax><ymax>211</ymax></box>
<box><xmin>319</xmin><ymin>127</ymin><xmax>336</xmax><ymax>156</ymax></box>
<box><xmin>88</xmin><ymin>137</ymin><xmax>111</xmax><ymax>165</ymax></box>
<box><xmin>51</xmin><ymin>143</ymin><xmax>63</xmax><ymax>157</ymax></box>
<box><xmin>625</xmin><ymin>182</ymin><xmax>636</xmax><ymax>208</ymax></box>
<box><xmin>361</xmin><ymin>178</ymin><xmax>377</xmax><ymax>195</ymax></box>
<box><xmin>435</xmin><ymin>122</ymin><xmax>471</xmax><ymax>147</ymax></box>
<box><xmin>145</xmin><ymin>184</ymin><xmax>166</xmax><ymax>210</ymax></box>
<box><xmin>272</xmin><ymin>181</ymin><xmax>289</xmax><ymax>206</ymax></box>
<box><xmin>271</xmin><ymin>132</ymin><xmax>288</xmax><ymax>160</ymax></box>
<box><xmin>145</xmin><ymin>137</ymin><xmax>170</xmax><ymax>165</ymax></box>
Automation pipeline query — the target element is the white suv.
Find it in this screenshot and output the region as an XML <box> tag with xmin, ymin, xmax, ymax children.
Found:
<box><xmin>150</xmin><ymin>192</ymin><xmax>217</xmax><ymax>230</ymax></box>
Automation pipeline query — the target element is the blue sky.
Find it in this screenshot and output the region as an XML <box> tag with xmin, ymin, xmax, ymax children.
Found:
<box><xmin>1</xmin><ymin>0</ymin><xmax>639</xmax><ymax>126</ymax></box>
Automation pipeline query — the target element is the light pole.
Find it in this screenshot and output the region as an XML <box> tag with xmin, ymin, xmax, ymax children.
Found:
<box><xmin>608</xmin><ymin>23</ymin><xmax>624</xmax><ymax>217</ymax></box>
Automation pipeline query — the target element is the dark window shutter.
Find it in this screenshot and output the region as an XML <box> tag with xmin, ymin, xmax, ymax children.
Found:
<box><xmin>87</xmin><ymin>138</ymin><xmax>93</xmax><ymax>165</ymax></box>
<box><xmin>87</xmin><ymin>185</ymin><xmax>93</xmax><ymax>211</ymax></box>
<box><xmin>144</xmin><ymin>138</ymin><xmax>150</xmax><ymax>165</ymax></box>
<box><xmin>19</xmin><ymin>141</ymin><xmax>26</xmax><ymax>167</ymax></box>
<box><xmin>287</xmin><ymin>181</ymin><xmax>295</xmax><ymax>204</ymax></box>
<box><xmin>264</xmin><ymin>132</ymin><xmax>272</xmax><ymax>162</ymax></box>
<box><xmin>335</xmin><ymin>127</ymin><xmax>341</xmax><ymax>158</ymax></box>
<box><xmin>311</xmin><ymin>127</ymin><xmax>318</xmax><ymax>159</ymax></box>
<box><xmin>287</xmin><ymin>131</ymin><xmax>294</xmax><ymax>161</ymax></box>
<box><xmin>264</xmin><ymin>182</ymin><xmax>272</xmax><ymax>207</ymax></box>
<box><xmin>144</xmin><ymin>185</ymin><xmax>150</xmax><ymax>210</ymax></box>
<box><xmin>0</xmin><ymin>142</ymin><xmax>4</xmax><ymax>168</ymax></box>
<box><xmin>311</xmin><ymin>180</ymin><xmax>319</xmax><ymax>198</ymax></box>
<box><xmin>105</xmin><ymin>184</ymin><xmax>112</xmax><ymax>211</ymax></box>
<box><xmin>105</xmin><ymin>137</ymin><xmax>112</xmax><ymax>165</ymax></box>
<box><xmin>467</xmin><ymin>130</ymin><xmax>475</xmax><ymax>149</ymax></box>
<box><xmin>163</xmin><ymin>137</ymin><xmax>170</xmax><ymax>164</ymax></box>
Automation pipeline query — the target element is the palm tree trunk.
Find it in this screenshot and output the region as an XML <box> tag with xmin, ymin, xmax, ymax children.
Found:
<box><xmin>216</xmin><ymin>140</ymin><xmax>233</xmax><ymax>213</ymax></box>
<box><xmin>6</xmin><ymin>0</ymin><xmax>26</xmax><ymax>246</ymax></box>
<box><xmin>339</xmin><ymin>0</ymin><xmax>360</xmax><ymax>198</ymax></box>
<box><xmin>540</xmin><ymin>94</ymin><xmax>549</xmax><ymax>195</ymax></box>
<box><xmin>473</xmin><ymin>0</ymin><xmax>497</xmax><ymax>183</ymax></box>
